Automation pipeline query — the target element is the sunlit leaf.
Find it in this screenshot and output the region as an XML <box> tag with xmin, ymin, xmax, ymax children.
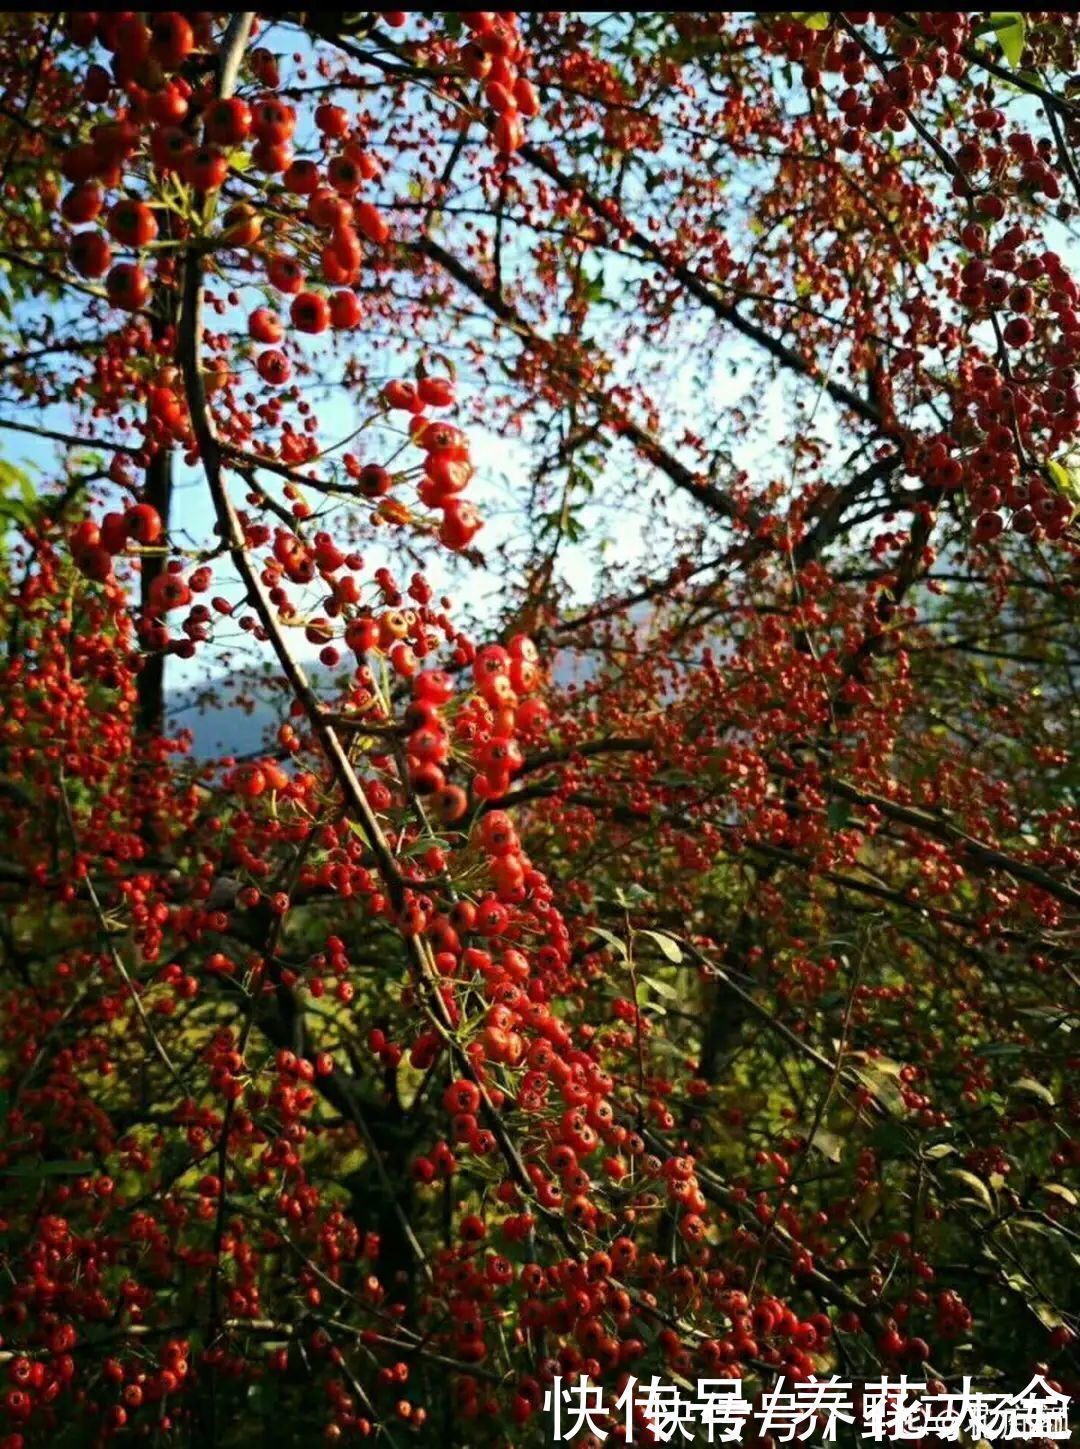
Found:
<box><xmin>637</xmin><ymin>929</ymin><xmax>683</xmax><ymax>964</ymax></box>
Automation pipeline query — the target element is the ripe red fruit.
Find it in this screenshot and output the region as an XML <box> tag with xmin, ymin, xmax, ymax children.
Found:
<box><xmin>493</xmin><ymin>112</ymin><xmax>524</xmax><ymax>154</ymax></box>
<box><xmin>290</xmin><ymin>292</ymin><xmax>330</xmax><ymax>334</ymax></box>
<box><xmin>69</xmin><ymin>519</ymin><xmax>101</xmax><ymax>554</ymax></box>
<box><xmin>125</xmin><ymin>503</ymin><xmax>163</xmax><ymax>545</ymax></box>
<box><xmin>65</xmin><ymin>10</ymin><xmax>97</xmax><ymax>45</ymax></box>
<box><xmin>514</xmin><ymin>77</ymin><xmax>540</xmax><ymax>117</ymax></box>
<box><xmin>414</xmin><ymin>669</ymin><xmax>455</xmax><ymax>706</ymax></box>
<box><xmin>106</xmin><ymin>262</ymin><xmax>149</xmax><ymax>310</ymax></box>
<box><xmin>61</xmin><ymin>141</ymin><xmax>99</xmax><ymax>184</ymax></box>
<box><xmin>76</xmin><ymin>544</ymin><xmax>114</xmax><ymax>582</ymax></box>
<box><xmin>417</xmin><ymin>376</ymin><xmax>456</xmax><ymax>408</ymax></box>
<box><xmin>343</xmin><ymin>143</ymin><xmax>380</xmax><ymax>181</ymax></box>
<box><xmin>151</xmin><ymin>125</ymin><xmax>192</xmax><ymax>175</ymax></box>
<box><xmin>308</xmin><ymin>188</ymin><xmax>353</xmax><ymax>231</ymax></box>
<box><xmin>345</xmin><ymin>616</ymin><xmax>379</xmax><ymax>654</ymax></box>
<box><xmin>100</xmin><ymin>512</ymin><xmax>129</xmax><ymax>554</ymax></box>
<box><xmin>1003</xmin><ymin>316</ymin><xmax>1034</xmax><ymax>348</ymax></box>
<box><xmin>973</xmin><ymin>510</ymin><xmax>1004</xmax><ymax>541</ymax></box>
<box><xmin>328</xmin><ymin>226</ymin><xmax>362</xmax><ymax>275</ymax></box>
<box><xmin>149</xmin><ymin>11</ymin><xmax>194</xmax><ymax>68</ymax></box>
<box><xmin>320</xmin><ymin>248</ymin><xmax>349</xmax><ymax>286</ymax></box>
<box><xmin>1012</xmin><ymin>505</ymin><xmax>1037</xmax><ymax>534</ymax></box>
<box><xmin>355</xmin><ymin>202</ymin><xmax>390</xmax><ymax>245</ymax></box>
<box><xmin>251</xmin><ymin>139</ymin><xmax>293</xmax><ymax>174</ymax></box>
<box><xmin>976</xmin><ymin>193</ymin><xmax>1006</xmax><ymax>220</ymax></box>
<box><xmin>69</xmin><ymin>230</ymin><xmax>111</xmax><ymax>278</ymax></box>
<box><xmin>424</xmin><ymin>450</ymin><xmax>472</xmax><ymax>499</ymax></box>
<box><xmin>252</xmin><ymin>96</ymin><xmax>296</xmax><ymax>145</ymax></box>
<box><xmin>315</xmin><ymin>103</ymin><xmax>350</xmax><ymax>138</ymax></box>
<box><xmin>257</xmin><ymin>350</ymin><xmax>292</xmax><ymax>386</ymax></box>
<box><xmin>249</xmin><ymin>308</ymin><xmax>284</xmax><ymax>344</ymax></box>
<box><xmin>327</xmin><ymin>154</ymin><xmax>362</xmax><ymax>196</ymax></box>
<box><xmin>83</xmin><ymin>63</ymin><xmax>110</xmax><ymax>102</ymax></box>
<box><xmin>383</xmin><ymin>379</ymin><xmax>421</xmax><ymax>412</ymax></box>
<box><xmin>476</xmin><ymin>898</ymin><xmax>509</xmax><ymax>935</ymax></box>
<box><xmin>358</xmin><ymin>465</ymin><xmax>392</xmax><ymax>498</ymax></box>
<box><xmin>431</xmin><ymin>785</ymin><xmax>468</xmax><ymax>824</ymax></box>
<box><xmin>239</xmin><ymin>765</ymin><xmax>266</xmax><ymax>798</ymax></box>
<box><xmin>474</xmin><ymin>645</ymin><xmax>510</xmax><ymax>684</ymax></box>
<box><xmin>485</xmin><ymin>80</ymin><xmax>515</xmax><ymax>114</ymax></box>
<box><xmin>329</xmin><ymin>289</ymin><xmax>362</xmax><ymax>329</ymax></box>
<box><xmin>149</xmin><ymin>82</ymin><xmax>189</xmax><ymax>126</ymax></box>
<box><xmin>444</xmin><ymin>1079</ymin><xmax>481</xmax><ymax>1115</ymax></box>
<box><xmin>61</xmin><ymin>182</ymin><xmax>103</xmax><ymax>225</ymax></box>
<box><xmin>508</xmin><ymin>634</ymin><xmax>538</xmax><ymax>662</ymax></box>
<box><xmin>267</xmin><ymin>254</ymin><xmax>304</xmax><ymax>294</ymax></box>
<box><xmin>250</xmin><ymin>45</ymin><xmax>281</xmax><ymax>87</ymax></box>
<box><xmin>107</xmin><ymin>199</ymin><xmax>158</xmax><ymax>248</ymax></box>
<box><xmin>148</xmin><ymin>571</ymin><xmax>192</xmax><ymax>612</ymax></box>
<box><xmin>284</xmin><ymin>158</ymin><xmax>321</xmax><ymax>196</ymax></box>
<box><xmin>221</xmin><ymin>202</ymin><xmax>261</xmax><ymax>247</ymax></box>
<box><xmin>185</xmin><ymin>146</ymin><xmax>228</xmax><ymax>192</ymax></box>
<box><xmin>478</xmin><ymin>736</ymin><xmax>523</xmax><ymax>776</ymax></box>
<box><xmin>12</xmin><ymin>16</ymin><xmax>1080</xmax><ymax>1436</ymax></box>
<box><xmin>419</xmin><ymin>420</ymin><xmax>466</xmax><ymax>453</ymax></box>
<box><xmin>113</xmin><ymin>14</ymin><xmax>150</xmax><ymax>64</ymax></box>
<box><xmin>203</xmin><ymin>97</ymin><xmax>252</xmax><ymax>146</ymax></box>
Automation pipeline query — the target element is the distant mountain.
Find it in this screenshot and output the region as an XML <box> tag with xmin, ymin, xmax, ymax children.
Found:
<box><xmin>168</xmin><ymin>691</ymin><xmax>281</xmax><ymax>760</ymax></box>
<box><xmin>166</xmin><ymin>670</ymin><xmax>298</xmax><ymax>760</ymax></box>
<box><xmin>167</xmin><ymin>634</ymin><xmax>611</xmax><ymax>760</ymax></box>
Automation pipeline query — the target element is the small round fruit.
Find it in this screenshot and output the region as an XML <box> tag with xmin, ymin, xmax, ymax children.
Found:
<box><xmin>69</xmin><ymin>230</ymin><xmax>112</xmax><ymax>278</ymax></box>
<box><xmin>106</xmin><ymin>262</ymin><xmax>150</xmax><ymax>311</ymax></box>
<box><xmin>107</xmin><ymin>199</ymin><xmax>158</xmax><ymax>248</ymax></box>
<box><xmin>290</xmin><ymin>292</ymin><xmax>330</xmax><ymax>334</ymax></box>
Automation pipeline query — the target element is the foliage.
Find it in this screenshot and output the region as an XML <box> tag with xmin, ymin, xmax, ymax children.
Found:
<box><xmin>0</xmin><ymin>9</ymin><xmax>1079</xmax><ymax>1446</ymax></box>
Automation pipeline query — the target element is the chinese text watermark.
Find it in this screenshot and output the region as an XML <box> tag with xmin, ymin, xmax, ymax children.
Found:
<box><xmin>543</xmin><ymin>1373</ymin><xmax>1072</xmax><ymax>1443</ymax></box>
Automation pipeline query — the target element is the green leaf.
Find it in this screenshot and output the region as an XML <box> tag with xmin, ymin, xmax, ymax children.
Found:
<box><xmin>1</xmin><ymin>1159</ymin><xmax>84</xmax><ymax>1178</ymax></box>
<box><xmin>1009</xmin><ymin>1217</ymin><xmax>1060</xmax><ymax>1239</ymax></box>
<box><xmin>1011</xmin><ymin>1076</ymin><xmax>1055</xmax><ymax>1106</ymax></box>
<box><xmin>0</xmin><ymin>458</ymin><xmax>34</xmax><ymax>498</ymax></box>
<box><xmin>636</xmin><ymin>929</ymin><xmax>683</xmax><ymax>964</ymax></box>
<box><xmin>945</xmin><ymin>1167</ymin><xmax>995</xmax><ymax>1214</ymax></box>
<box><xmin>1033</xmin><ymin>1299</ymin><xmax>1064</xmax><ymax>1329</ymax></box>
<box><xmin>991</xmin><ymin>12</ymin><xmax>1026</xmax><ymax>66</ymax></box>
<box><xmin>401</xmin><ymin>833</ymin><xmax>451</xmax><ymax>857</ymax></box>
<box><xmin>851</xmin><ymin>1055</ymin><xmax>906</xmax><ymax>1117</ymax></box>
<box><xmin>395</xmin><ymin>1056</ymin><xmax>427</xmax><ymax>1112</ymax></box>
<box><xmin>827</xmin><ymin>797</ymin><xmax>852</xmax><ymax>831</ymax></box>
<box><xmin>792</xmin><ymin>12</ymin><xmax>831</xmax><ymax>29</ymax></box>
<box><xmin>614</xmin><ymin>884</ymin><xmax>652</xmax><ymax>908</ymax></box>
<box><xmin>1044</xmin><ymin>1182</ymin><xmax>1078</xmax><ymax>1206</ymax></box>
<box><xmin>810</xmin><ymin>1128</ymin><xmax>843</xmax><ymax>1164</ymax></box>
<box><xmin>1047</xmin><ymin>456</ymin><xmax>1080</xmax><ymax>507</ymax></box>
<box><xmin>590</xmin><ymin>925</ymin><xmax>628</xmax><ymax>959</ymax></box>
<box><xmin>640</xmin><ymin>975</ymin><xmax>680</xmax><ymax>1001</ymax></box>
<box><xmin>1048</xmin><ymin>457</ymin><xmax>1071</xmax><ymax>490</ymax></box>
<box><xmin>582</xmin><ymin>267</ymin><xmax>608</xmax><ymax>306</ymax></box>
